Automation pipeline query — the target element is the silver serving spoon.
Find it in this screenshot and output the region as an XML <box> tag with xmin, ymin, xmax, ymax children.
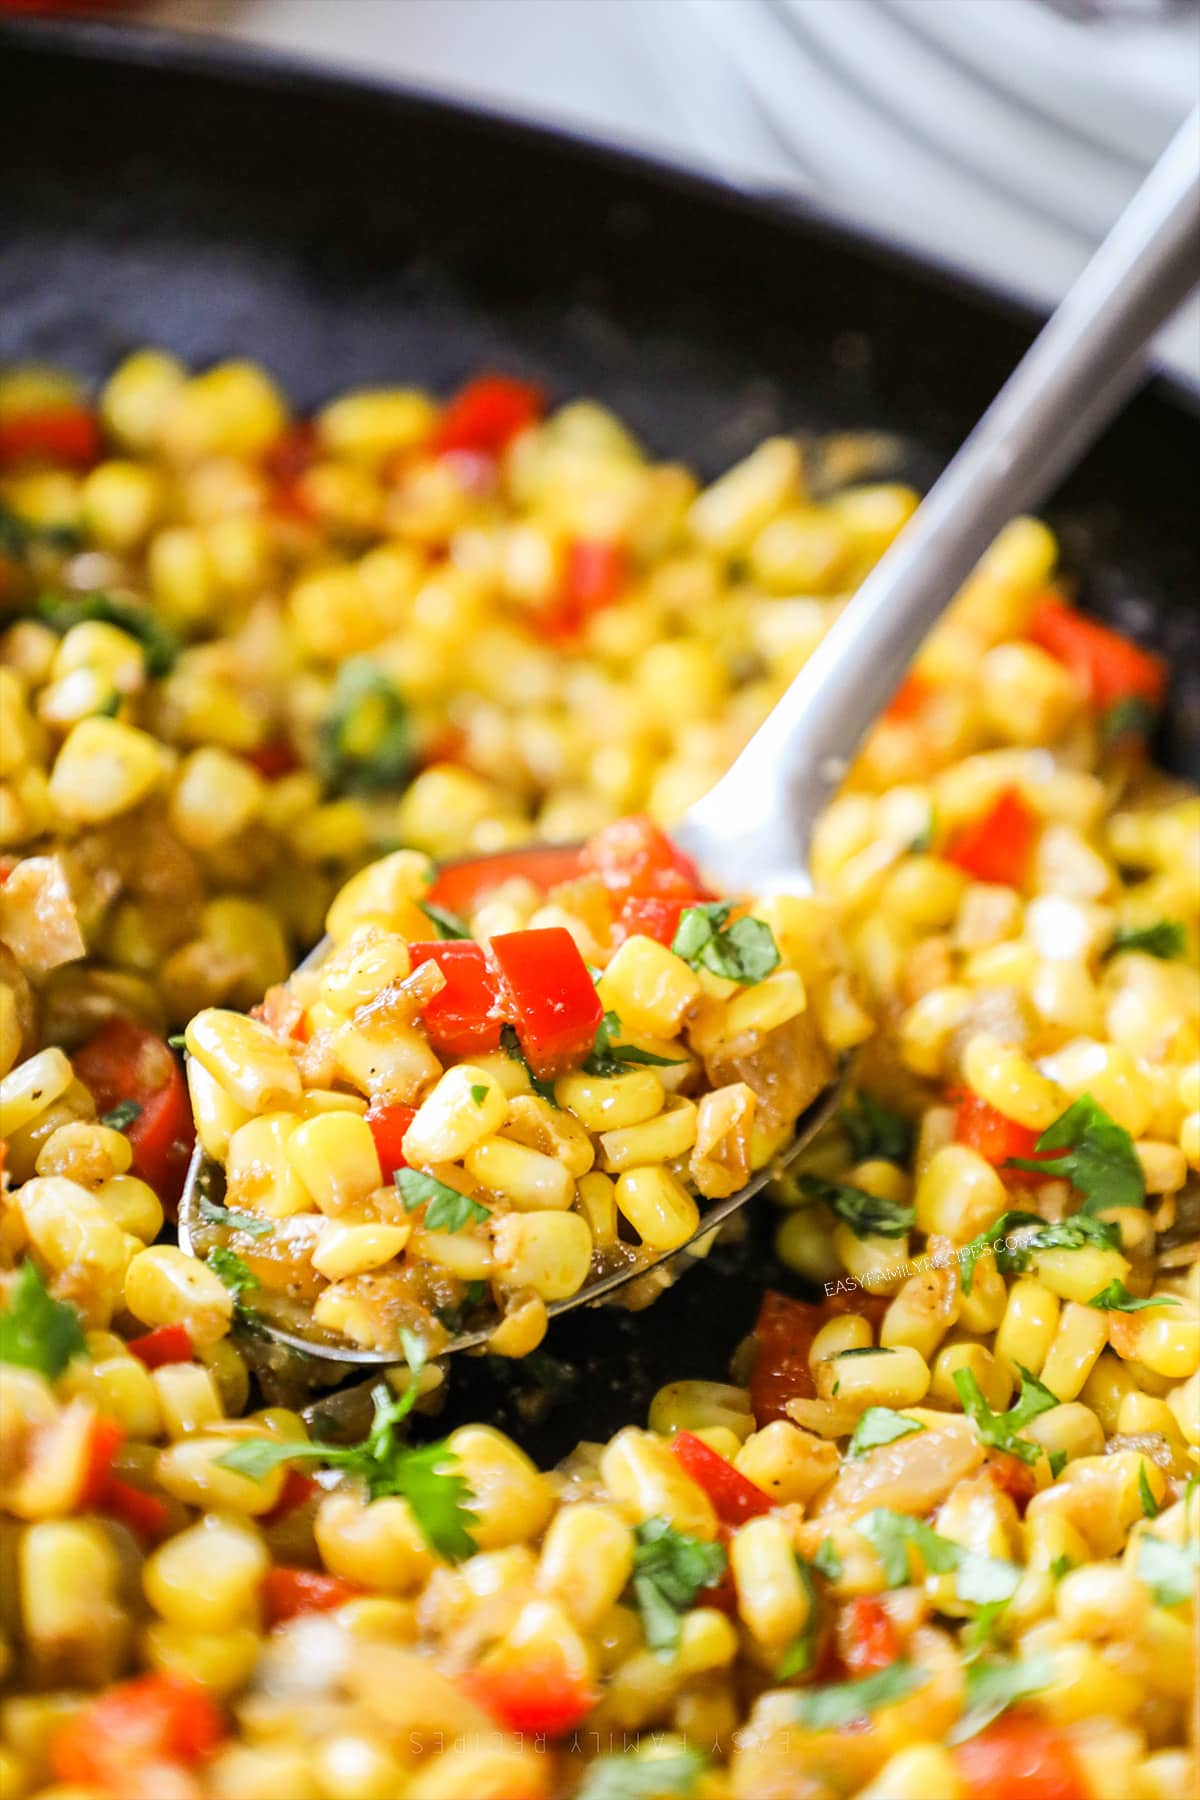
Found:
<box><xmin>179</xmin><ymin>109</ymin><xmax>1199</xmax><ymax>1369</ymax></box>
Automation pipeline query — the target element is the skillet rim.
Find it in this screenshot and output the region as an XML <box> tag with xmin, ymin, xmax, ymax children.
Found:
<box><xmin>1</xmin><ymin>11</ymin><xmax>1196</xmax><ymax>424</ymax></box>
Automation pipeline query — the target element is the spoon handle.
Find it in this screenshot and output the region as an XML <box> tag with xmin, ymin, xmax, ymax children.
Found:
<box><xmin>680</xmin><ymin>106</ymin><xmax>1200</xmax><ymax>890</ymax></box>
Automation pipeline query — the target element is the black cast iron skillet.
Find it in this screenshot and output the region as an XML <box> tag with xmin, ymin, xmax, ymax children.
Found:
<box><xmin>2</xmin><ymin>17</ymin><xmax>1198</xmax><ymax>1458</ymax></box>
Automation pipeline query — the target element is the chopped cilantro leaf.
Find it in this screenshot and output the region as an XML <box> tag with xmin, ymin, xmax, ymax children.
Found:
<box><xmin>1007</xmin><ymin>1094</ymin><xmax>1144</xmax><ymax>1213</ymax></box>
<box><xmin>1047</xmin><ymin>1450</ymin><xmax>1067</xmax><ymax>1479</ymax></box>
<box><xmin>0</xmin><ymin>1261</ymin><xmax>86</xmax><ymax>1377</ymax></box>
<box><xmin>1138</xmin><ymin>1463</ymin><xmax>1161</xmax><ymax>1519</ymax></box>
<box><xmin>776</xmin><ymin>1558</ymin><xmax>821</xmax><ymax>1679</ymax></box>
<box><xmin>629</xmin><ymin>1518</ymin><xmax>726</xmax><ymax>1658</ymax></box>
<box><xmin>847</xmin><ymin>1408</ymin><xmax>925</xmax><ymax>1459</ymax></box>
<box><xmin>855</xmin><ymin>1510</ymin><xmax>1020</xmax><ymax>1606</ymax></box>
<box><xmin>317</xmin><ymin>658</ymin><xmax>412</xmax><ymax>793</ymax></box>
<box><xmin>206</xmin><ymin>1246</ymin><xmax>260</xmax><ymax>1302</ymax></box>
<box><xmin>1105</xmin><ymin>920</ymin><xmax>1186</xmax><ymax>962</ymax></box>
<box><xmin>36</xmin><ymin>591</ymin><xmax>179</xmax><ymax>678</ymax></box>
<box><xmin>671</xmin><ymin>902</ymin><xmax>780</xmax><ymax>985</ymax></box>
<box><xmin>100</xmin><ymin>1099</ymin><xmax>143</xmax><ymax>1132</ymax></box>
<box><xmin>798</xmin><ymin>1175</ymin><xmax>913</xmax><ymax>1239</ymax></box>
<box><xmin>198</xmin><ymin>1196</ymin><xmax>273</xmax><ymax>1238</ymax></box>
<box><xmin>791</xmin><ymin>1661</ymin><xmax>926</xmax><ymax>1728</ymax></box>
<box><xmin>583</xmin><ymin>1010</ymin><xmax>685</xmax><ymax>1077</ymax></box>
<box><xmin>960</xmin><ymin>1209</ymin><xmax>1122</xmax><ymax>1296</ymax></box>
<box><xmin>1101</xmin><ymin>694</ymin><xmax>1157</xmax><ymax>746</ymax></box>
<box><xmin>469</xmin><ymin>1084</ymin><xmax>488</xmax><ymax>1105</ymax></box>
<box><xmin>419</xmin><ymin>901</ymin><xmax>471</xmax><ymax>941</ymax></box>
<box><xmin>1136</xmin><ymin>1534</ymin><xmax>1198</xmax><ymax>1607</ymax></box>
<box><xmin>500</xmin><ymin>1023</ymin><xmax>559</xmax><ymax>1105</ymax></box>
<box><xmin>1087</xmin><ymin>1279</ymin><xmax>1179</xmax><ymax>1313</ymax></box>
<box><xmin>0</xmin><ymin>503</ymin><xmax>80</xmax><ymax>561</ymax></box>
<box><xmin>948</xmin><ymin>1653</ymin><xmax>1056</xmax><ymax>1743</ymax></box>
<box><xmin>395</xmin><ymin>1168</ymin><xmax>489</xmax><ymax>1234</ymax></box>
<box><xmin>839</xmin><ymin>1092</ymin><xmax>914</xmax><ymax>1163</ymax></box>
<box><xmin>576</xmin><ymin>1748</ymin><xmax>710</xmax><ymax>1800</ymax></box>
<box><xmin>813</xmin><ymin>1537</ymin><xmax>843</xmax><ymax>1582</ymax></box>
<box><xmin>953</xmin><ymin>1364</ymin><xmax>1059</xmax><ymax>1466</ymax></box>
<box><xmin>167</xmin><ymin>1033</ymin><xmax>187</xmax><ymax>1050</ymax></box>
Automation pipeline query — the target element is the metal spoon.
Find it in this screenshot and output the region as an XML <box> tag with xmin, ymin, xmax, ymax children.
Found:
<box><xmin>179</xmin><ymin>109</ymin><xmax>1199</xmax><ymax>1368</ymax></box>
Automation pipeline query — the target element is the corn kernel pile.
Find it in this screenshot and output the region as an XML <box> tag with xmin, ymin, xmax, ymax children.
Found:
<box><xmin>0</xmin><ymin>355</ymin><xmax>1196</xmax><ymax>1800</ymax></box>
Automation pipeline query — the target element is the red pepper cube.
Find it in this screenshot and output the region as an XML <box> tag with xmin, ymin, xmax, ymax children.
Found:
<box><xmin>432</xmin><ymin>375</ymin><xmax>544</xmax><ymax>458</ymax></box>
<box><xmin>365</xmin><ymin>1101</ymin><xmax>419</xmax><ymax>1181</ymax></box>
<box><xmin>126</xmin><ymin>1325</ymin><xmax>194</xmax><ymax>1369</ymax></box>
<box><xmin>1028</xmin><ymin>596</ymin><xmax>1166</xmax><ymax>714</ymax></box>
<box><xmin>425</xmin><ymin>844</ymin><xmax>585</xmax><ymax>918</ymax></box>
<box><xmin>487</xmin><ymin>928</ymin><xmax>603</xmax><ymax>1081</ymax></box>
<box><xmin>670</xmin><ymin>1430</ymin><xmax>773</xmax><ymax>1524</ymax></box>
<box><xmin>944</xmin><ymin>787</ymin><xmax>1038</xmax><ymax>889</ymax></box>
<box><xmin>407</xmin><ymin>941</ymin><xmax>505</xmax><ymax>1059</ymax></box>
<box><xmin>616</xmin><ymin>893</ymin><xmax>691</xmax><ymax>947</ymax></box>
<box><xmin>583</xmin><ymin>815</ymin><xmax>709</xmax><ymax>901</ymax></box>
<box><xmin>73</xmin><ymin>1018</ymin><xmax>195</xmax><ymax>1211</ymax></box>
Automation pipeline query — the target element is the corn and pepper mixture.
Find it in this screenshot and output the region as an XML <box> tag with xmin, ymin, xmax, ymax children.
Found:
<box><xmin>0</xmin><ymin>354</ymin><xmax>1196</xmax><ymax>1800</ymax></box>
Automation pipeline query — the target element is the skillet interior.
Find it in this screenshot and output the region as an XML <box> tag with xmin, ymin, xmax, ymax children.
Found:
<box><xmin>1</xmin><ymin>18</ymin><xmax>1197</xmax><ymax>1457</ymax></box>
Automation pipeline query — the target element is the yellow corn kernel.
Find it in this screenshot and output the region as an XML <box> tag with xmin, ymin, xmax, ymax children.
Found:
<box><xmin>1135</xmin><ymin>1753</ymin><xmax>1195</xmax><ymax>1800</ymax></box>
<box><xmin>634</xmin><ymin>639</ymin><xmax>728</xmax><ymax>727</ymax></box>
<box><xmin>464</xmin><ymin>1136</ymin><xmax>574</xmax><ymax>1211</ymax></box>
<box><xmin>324</xmin><ymin>848</ymin><xmax>433</xmax><ymax>942</ymax></box>
<box><xmin>597</xmin><ymin>936</ymin><xmax>701</xmax><ymax>1038</ymax></box>
<box><xmin>286</xmin><ymin>1110</ymin><xmax>383</xmax><ymax>1215</ymax></box>
<box><xmin>169</xmin><ymin>748</ymin><xmax>264</xmax><ymax>851</ymax></box>
<box><xmin>313</xmin><ymin>1488</ymin><xmax>435</xmax><ymax>1593</ymax></box>
<box><xmin>309</xmin><ymin>1733</ymin><xmax>407</xmax><ymax>1800</ymax></box>
<box><xmin>960</xmin><ymin>1034</ymin><xmax>1063</xmax><ymax>1131</ymax></box>
<box><xmin>100</xmin><ymin>347</ymin><xmax>187</xmax><ymax>449</ymax></box>
<box><xmin>65</xmin><ymin>1352</ymin><xmax>160</xmax><ymax>1439</ymax></box>
<box><xmin>1116</xmin><ymin>1390</ymin><xmax>1186</xmax><ymax>1452</ymax></box>
<box><xmin>614</xmin><ymin>1166</ymin><xmax>700</xmax><ymax>1251</ymax></box>
<box><xmin>335</xmin><ymin>1017</ymin><xmax>443</xmax><ymax>1105</ymax></box>
<box><xmin>225</xmin><ymin>1112</ymin><xmax>308</xmax><ymax>1219</ymax></box>
<box><xmin>995</xmin><ymin>1276</ymin><xmax>1060</xmax><ymax>1378</ymax></box>
<box><xmin>1037</xmin><ymin>1303</ymin><xmax>1110</xmax><ymax>1401</ymax></box>
<box><xmin>444</xmin><ymin>1425</ymin><xmax>555</xmax><ymax>1550</ymax></box>
<box><xmin>1165</xmin><ymin>1371</ymin><xmax>1199</xmax><ymax>1446</ymax></box>
<box><xmin>319</xmin><ymin>930</ymin><xmax>411</xmax><ymax>1015</ymax></box>
<box><xmin>731</xmin><ymin>1514</ymin><xmax>811</xmax><ymax>1649</ymax></box>
<box><xmin>688</xmin><ymin>438</ymin><xmax>803</xmax><ymax>555</ymax></box>
<box><xmin>599</xmin><ymin>1096</ymin><xmax>697</xmax><ymax>1174</ymax></box>
<box><xmin>186</xmin><ymin>1008</ymin><xmax>302</xmax><ymax>1114</ymax></box>
<box><xmin>312</xmin><ymin>1219</ymin><xmax>412</xmax><ymax>1281</ymax></box>
<box><xmin>402</xmin><ymin>1064</ymin><xmax>507</xmax><ymax>1165</ymax></box>
<box><xmin>818</xmin><ymin>1345</ymin><xmax>930</xmax><ymax>1409</ymax></box>
<box><xmin>490</xmin><ymin>1210</ymin><xmax>592</xmax><ymax>1300</ymax></box>
<box><xmin>536</xmin><ymin>1503</ymin><xmax>635</xmax><ymax>1628</ymax></box>
<box><xmin>34</xmin><ymin>1120</ymin><xmax>130</xmax><ymax>1190</ymax></box>
<box><xmin>317</xmin><ymin>387</ymin><xmax>436</xmax><ymax>462</ymax></box>
<box><xmin>406</xmin><ymin>1746</ymin><xmax>549</xmax><ymax>1800</ymax></box>
<box><xmin>832</xmin><ymin>1224</ymin><xmax>909</xmax><ymax>1297</ymax></box>
<box><xmin>124</xmin><ymin>1244</ymin><xmax>234</xmax><ymax>1346</ymax></box>
<box><xmin>1055</xmin><ymin>1563</ymin><xmax>1149</xmax><ymax>1641</ymax></box>
<box><xmin>19</xmin><ymin>1176</ymin><xmax>127</xmax><ymax>1284</ymax></box>
<box><xmin>858</xmin><ymin>1746</ymin><xmax>963</xmax><ymax>1800</ymax></box>
<box><xmin>155</xmin><ymin>1435</ymin><xmax>285</xmax><ymax>1515</ymax></box>
<box><xmin>187</xmin><ymin>1056</ymin><xmax>253</xmax><ymax>1162</ymax></box>
<box><xmin>1039</xmin><ymin>1642</ymin><xmax>1141</xmax><ymax>1725</ymax></box>
<box><xmin>1032</xmin><ymin>1241</ymin><xmax>1131</xmax><ymax>1309</ymax></box>
<box><xmin>151</xmin><ymin>1362</ymin><xmax>225</xmax><ymax>1438</ymax></box>
<box><xmin>47</xmin><ymin>716</ymin><xmax>165</xmax><ymax>824</ymax></box>
<box><xmin>1127</xmin><ymin>1312</ymin><xmax>1200</xmax><ymax>1380</ymax></box>
<box><xmin>914</xmin><ymin>1144</ymin><xmax>1008</xmax><ymax>1243</ymax></box>
<box><xmin>143</xmin><ymin>1619</ymin><xmax>259</xmax><ymax>1698</ymax></box>
<box><xmin>649</xmin><ymin>1380</ymin><xmax>755</xmax><ymax>1443</ymax></box>
<box><xmin>556</xmin><ymin>1068</ymin><xmax>666</xmax><ymax>1132</ymax></box>
<box><xmin>735</xmin><ymin>1421</ymin><xmax>839</xmax><ymax>1506</ymax></box>
<box><xmin>776</xmin><ymin>1203</ymin><xmax>843</xmax><ymax>1285</ymax></box>
<box><xmin>881</xmin><ymin>1267</ymin><xmax>960</xmax><ymax>1364</ymax></box>
<box><xmin>932</xmin><ymin>1342</ymin><xmax>1013</xmax><ymax>1411</ymax></box>
<box><xmin>161</xmin><ymin>360</ymin><xmax>287</xmax><ymax>461</ymax></box>
<box><xmin>600</xmin><ymin>1427</ymin><xmax>718</xmax><ymax>1538</ymax></box>
<box><xmin>144</xmin><ymin>1514</ymin><xmax>268</xmax><ymax>1630</ymax></box>
<box><xmin>94</xmin><ymin>1174</ymin><xmax>163</xmax><ymax>1244</ymax></box>
<box><xmin>501</xmin><ymin>1093</ymin><xmax>595</xmax><ymax>1177</ymax></box>
<box><xmin>0</xmin><ymin>987</ymin><xmax>21</xmax><ymax>1081</ymax></box>
<box><xmin>19</xmin><ymin>1520</ymin><xmax>124</xmax><ymax>1686</ymax></box>
<box><xmin>79</xmin><ymin>459</ymin><xmax>163</xmax><ymax>552</ymax></box>
<box><xmin>147</xmin><ymin>525</ymin><xmax>215</xmax><ymax>624</ymax></box>
<box><xmin>810</xmin><ymin>1314</ymin><xmax>874</xmax><ymax>1363</ymax></box>
<box><xmin>394</xmin><ymin>765</ymin><xmax>513</xmax><ymax>859</ymax></box>
<box><xmin>1024</xmin><ymin>1401</ymin><xmax>1105</xmax><ymax>1467</ymax></box>
<box><xmin>749</xmin><ymin>504</ymin><xmax>847</xmax><ymax>593</ymax></box>
<box><xmin>1078</xmin><ymin>1350</ymin><xmax>1140</xmax><ymax>1435</ymax></box>
<box><xmin>200</xmin><ymin>1338</ymin><xmax>250</xmax><ymax>1418</ymax></box>
<box><xmin>0</xmin><ymin>1048</ymin><xmax>74</xmax><ymax>1138</ymax></box>
<box><xmin>576</xmin><ymin>1170</ymin><xmax>617</xmax><ymax>1245</ymax></box>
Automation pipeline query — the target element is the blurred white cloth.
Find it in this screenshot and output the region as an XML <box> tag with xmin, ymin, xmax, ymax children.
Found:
<box><xmin>149</xmin><ymin>0</ymin><xmax>1200</xmax><ymax>385</ymax></box>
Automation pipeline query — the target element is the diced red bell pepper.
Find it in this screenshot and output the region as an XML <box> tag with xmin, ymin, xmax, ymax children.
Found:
<box><xmin>420</xmin><ymin>724</ymin><xmax>468</xmax><ymax>769</ymax></box>
<box><xmin>884</xmin><ymin>674</ymin><xmax>933</xmax><ymax>722</ymax></box>
<box><xmin>73</xmin><ymin>1019</ymin><xmax>195</xmax><ymax>1212</ymax></box>
<box><xmin>365</xmin><ymin>1101</ymin><xmax>418</xmax><ymax>1181</ymax></box>
<box><xmin>544</xmin><ymin>540</ymin><xmax>627</xmax><ymax>642</ymax></box>
<box><xmin>0</xmin><ymin>403</ymin><xmax>101</xmax><ymax>469</ymax></box>
<box><xmin>432</xmin><ymin>375</ymin><xmax>544</xmax><ymax>458</ymax></box>
<box><xmin>488</xmin><ymin>927</ymin><xmax>604</xmax><ymax>1081</ymax></box>
<box><xmin>982</xmin><ymin>1449</ymin><xmax>1040</xmax><ymax>1511</ymax></box>
<box><xmin>749</xmin><ymin>1290</ymin><xmax>888</xmax><ymax>1426</ymax></box>
<box><xmin>460</xmin><ymin>1655</ymin><xmax>597</xmax><ymax>1738</ymax></box>
<box><xmin>426</xmin><ymin>844</ymin><xmax>586</xmax><ymax>918</ymax></box>
<box><xmin>244</xmin><ymin>738</ymin><xmax>300</xmax><ymax>780</ymax></box>
<box><xmin>840</xmin><ymin>1597</ymin><xmax>901</xmax><ymax>1675</ymax></box>
<box><xmin>262</xmin><ymin>1468</ymin><xmax>320</xmax><ymax>1526</ymax></box>
<box><xmin>1028</xmin><ymin>597</ymin><xmax>1166</xmax><ymax>716</ymax></box>
<box><xmin>126</xmin><ymin>1325</ymin><xmax>194</xmax><ymax>1369</ymax></box>
<box><xmin>262</xmin><ymin>420</ymin><xmax>319</xmax><ymax>519</ymax></box>
<box><xmin>953</xmin><ymin>1092</ymin><xmax>1042</xmax><ymax>1170</ymax></box>
<box><xmin>670</xmin><ymin>1431</ymin><xmax>773</xmax><ymax>1524</ymax></box>
<box><xmin>582</xmin><ymin>815</ymin><xmax>709</xmax><ymax>901</ymax></box>
<box><xmin>52</xmin><ymin>1674</ymin><xmax>225</xmax><ymax>1790</ymax></box>
<box><xmin>944</xmin><ymin>787</ymin><xmax>1038</xmax><ymax>888</ymax></box>
<box><xmin>954</xmin><ymin>1711</ymin><xmax>1087</xmax><ymax>1800</ymax></box>
<box><xmin>80</xmin><ymin>1416</ymin><xmax>126</xmax><ymax>1508</ymax></box>
<box><xmin>261</xmin><ymin>1567</ymin><xmax>362</xmax><ymax>1627</ymax></box>
<box><xmin>408</xmin><ymin>942</ymin><xmax>504</xmax><ymax>1059</ymax></box>
<box><xmin>103</xmin><ymin>1478</ymin><xmax>170</xmax><ymax>1543</ymax></box>
<box><xmin>616</xmin><ymin>894</ymin><xmax>691</xmax><ymax>947</ymax></box>
<box><xmin>251</xmin><ymin>983</ymin><xmax>310</xmax><ymax>1045</ymax></box>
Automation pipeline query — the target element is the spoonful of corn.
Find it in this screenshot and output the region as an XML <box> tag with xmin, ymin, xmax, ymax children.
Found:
<box><xmin>178</xmin><ymin>109</ymin><xmax>1198</xmax><ymax>1369</ymax></box>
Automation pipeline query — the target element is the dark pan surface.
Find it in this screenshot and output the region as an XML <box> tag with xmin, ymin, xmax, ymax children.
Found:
<box><xmin>2</xmin><ymin>19</ymin><xmax>1197</xmax><ymax>1457</ymax></box>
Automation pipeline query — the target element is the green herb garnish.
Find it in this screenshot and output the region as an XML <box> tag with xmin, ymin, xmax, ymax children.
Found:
<box><xmin>395</xmin><ymin>1168</ymin><xmax>489</xmax><ymax>1234</ymax></box>
<box><xmin>948</xmin><ymin>1654</ymin><xmax>1056</xmax><ymax>1743</ymax></box>
<box><xmin>206</xmin><ymin>1246</ymin><xmax>260</xmax><ymax>1302</ymax></box>
<box><xmin>1101</xmin><ymin>694</ymin><xmax>1156</xmax><ymax>746</ymax></box>
<box><xmin>583</xmin><ymin>1010</ymin><xmax>686</xmax><ymax>1078</ymax></box>
<box><xmin>1104</xmin><ymin>920</ymin><xmax>1186</xmax><ymax>962</ymax></box>
<box><xmin>419</xmin><ymin>902</ymin><xmax>471</xmax><ymax>941</ymax></box>
<box><xmin>953</xmin><ymin>1364</ymin><xmax>1059</xmax><ymax>1466</ymax></box>
<box><xmin>791</xmin><ymin>1661</ymin><xmax>927</xmax><ymax>1729</ymax></box>
<box><xmin>838</xmin><ymin>1092</ymin><xmax>914</xmax><ymax>1163</ymax></box>
<box><xmin>1138</xmin><ymin>1463</ymin><xmax>1161</xmax><ymax>1519</ymax></box>
<box><xmin>630</xmin><ymin>1518</ymin><xmax>727</xmax><ymax>1658</ymax></box>
<box><xmin>36</xmin><ymin>591</ymin><xmax>179</xmax><ymax>678</ymax></box>
<box><xmin>856</xmin><ymin>1509</ymin><xmax>1021</xmax><ymax>1605</ymax></box>
<box><xmin>671</xmin><ymin>902</ymin><xmax>780</xmax><ymax>985</ymax></box>
<box><xmin>316</xmin><ymin>658</ymin><xmax>412</xmax><ymax>792</ymax></box>
<box><xmin>198</xmin><ymin>1196</ymin><xmax>273</xmax><ymax>1239</ymax></box>
<box><xmin>776</xmin><ymin>1558</ymin><xmax>821</xmax><ymax>1680</ymax></box>
<box><xmin>959</xmin><ymin>1209</ymin><xmax>1122</xmax><ymax>1296</ymax></box>
<box><xmin>100</xmin><ymin>1099</ymin><xmax>143</xmax><ymax>1132</ymax></box>
<box><xmin>1136</xmin><ymin>1533</ymin><xmax>1198</xmax><ymax>1607</ymax></box>
<box><xmin>798</xmin><ymin>1175</ymin><xmax>914</xmax><ymax>1239</ymax></box>
<box><xmin>499</xmin><ymin>1023</ymin><xmax>559</xmax><ymax>1105</ymax></box>
<box><xmin>576</xmin><ymin>1748</ymin><xmax>710</xmax><ymax>1800</ymax></box>
<box><xmin>1087</xmin><ymin>1279</ymin><xmax>1179</xmax><ymax>1313</ymax></box>
<box><xmin>1007</xmin><ymin>1095</ymin><xmax>1145</xmax><ymax>1213</ymax></box>
<box><xmin>0</xmin><ymin>1261</ymin><xmax>86</xmax><ymax>1378</ymax></box>
<box><xmin>813</xmin><ymin>1537</ymin><xmax>843</xmax><ymax>1582</ymax></box>
<box><xmin>847</xmin><ymin>1408</ymin><xmax>925</xmax><ymax>1459</ymax></box>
